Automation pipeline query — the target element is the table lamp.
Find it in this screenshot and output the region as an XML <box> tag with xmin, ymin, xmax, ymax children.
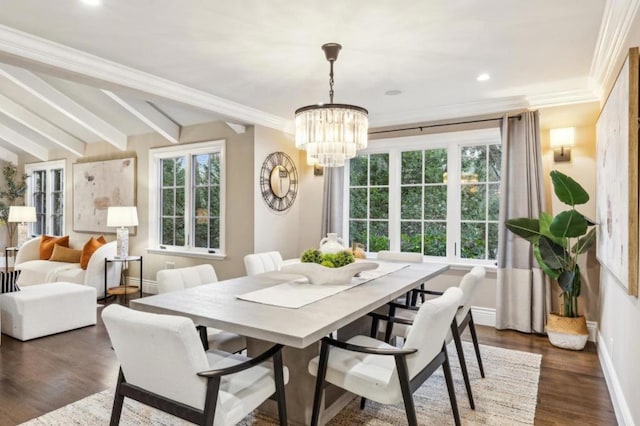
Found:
<box><xmin>107</xmin><ymin>206</ymin><xmax>138</xmax><ymax>258</ymax></box>
<box><xmin>8</xmin><ymin>206</ymin><xmax>37</xmax><ymax>247</ymax></box>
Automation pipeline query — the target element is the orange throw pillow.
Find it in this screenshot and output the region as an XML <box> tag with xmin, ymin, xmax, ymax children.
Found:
<box><xmin>39</xmin><ymin>235</ymin><xmax>70</xmax><ymax>260</ymax></box>
<box><xmin>80</xmin><ymin>236</ymin><xmax>106</xmax><ymax>269</ymax></box>
<box><xmin>49</xmin><ymin>244</ymin><xmax>82</xmax><ymax>263</ymax></box>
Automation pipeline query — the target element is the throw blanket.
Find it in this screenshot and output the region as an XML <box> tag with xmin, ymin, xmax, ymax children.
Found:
<box><xmin>1</xmin><ymin>270</ymin><xmax>21</xmax><ymax>293</ymax></box>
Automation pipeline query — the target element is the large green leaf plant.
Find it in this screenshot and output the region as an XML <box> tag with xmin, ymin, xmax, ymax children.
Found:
<box><xmin>505</xmin><ymin>170</ymin><xmax>596</xmax><ymax>318</ymax></box>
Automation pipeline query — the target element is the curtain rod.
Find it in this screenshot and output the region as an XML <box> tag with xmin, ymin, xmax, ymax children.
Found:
<box><xmin>368</xmin><ymin>113</ymin><xmax>523</xmax><ymax>135</ymax></box>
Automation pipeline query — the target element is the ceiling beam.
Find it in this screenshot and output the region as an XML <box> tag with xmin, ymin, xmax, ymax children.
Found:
<box><xmin>225</xmin><ymin>122</ymin><xmax>246</xmax><ymax>134</ymax></box>
<box><xmin>0</xmin><ymin>64</ymin><xmax>128</xmax><ymax>150</ymax></box>
<box><xmin>0</xmin><ymin>144</ymin><xmax>18</xmax><ymax>164</ymax></box>
<box><xmin>102</xmin><ymin>90</ymin><xmax>180</xmax><ymax>144</ymax></box>
<box><xmin>0</xmin><ymin>24</ymin><xmax>290</xmax><ymax>132</ymax></box>
<box><xmin>0</xmin><ymin>123</ymin><xmax>48</xmax><ymax>161</ymax></box>
<box><xmin>0</xmin><ymin>93</ymin><xmax>85</xmax><ymax>156</ymax></box>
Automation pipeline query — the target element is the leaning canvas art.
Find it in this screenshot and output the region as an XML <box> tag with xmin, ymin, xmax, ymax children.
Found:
<box><xmin>596</xmin><ymin>47</ymin><xmax>639</xmax><ymax>297</ymax></box>
<box><xmin>73</xmin><ymin>157</ymin><xmax>136</xmax><ymax>234</ymax></box>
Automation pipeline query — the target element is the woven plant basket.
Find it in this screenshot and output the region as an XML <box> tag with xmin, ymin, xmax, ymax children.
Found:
<box><xmin>546</xmin><ymin>313</ymin><xmax>588</xmax><ymax>350</ymax></box>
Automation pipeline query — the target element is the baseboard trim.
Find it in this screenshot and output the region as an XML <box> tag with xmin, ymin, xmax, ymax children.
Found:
<box><xmin>471</xmin><ymin>307</ymin><xmax>597</xmax><ymax>343</ymax></box>
<box><xmin>126</xmin><ymin>277</ymin><xmax>158</xmax><ymax>295</ymax></box>
<box><xmin>597</xmin><ymin>330</ymin><xmax>633</xmax><ymax>426</ymax></box>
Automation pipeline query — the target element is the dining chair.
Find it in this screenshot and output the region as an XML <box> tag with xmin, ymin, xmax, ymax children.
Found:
<box><xmin>156</xmin><ymin>264</ymin><xmax>246</xmax><ymax>354</ymax></box>
<box><xmin>377</xmin><ymin>250</ymin><xmax>425</xmax><ymax>305</ymax></box>
<box><xmin>102</xmin><ymin>304</ymin><xmax>288</xmax><ymax>426</ymax></box>
<box><xmin>243</xmin><ymin>251</ymin><xmax>284</xmax><ymax>276</ymax></box>
<box><xmin>370</xmin><ymin>266</ymin><xmax>487</xmax><ymax>409</ymax></box>
<box><xmin>308</xmin><ymin>287</ymin><xmax>464</xmax><ymax>426</ymax></box>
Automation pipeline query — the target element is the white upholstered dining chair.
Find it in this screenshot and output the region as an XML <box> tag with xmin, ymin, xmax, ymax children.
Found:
<box><xmin>377</xmin><ymin>250</ymin><xmax>425</xmax><ymax>305</ymax></box>
<box><xmin>102</xmin><ymin>304</ymin><xmax>288</xmax><ymax>426</ymax></box>
<box><xmin>156</xmin><ymin>264</ymin><xmax>246</xmax><ymax>354</ymax></box>
<box><xmin>308</xmin><ymin>287</ymin><xmax>464</xmax><ymax>426</ymax></box>
<box><xmin>371</xmin><ymin>266</ymin><xmax>487</xmax><ymax>409</ymax></box>
<box><xmin>243</xmin><ymin>251</ymin><xmax>283</xmax><ymax>276</ymax></box>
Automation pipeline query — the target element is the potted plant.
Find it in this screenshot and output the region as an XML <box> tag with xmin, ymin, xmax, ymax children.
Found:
<box><xmin>505</xmin><ymin>170</ymin><xmax>595</xmax><ymax>350</ymax></box>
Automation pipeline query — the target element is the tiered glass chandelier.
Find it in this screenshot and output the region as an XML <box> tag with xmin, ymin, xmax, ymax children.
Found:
<box><xmin>295</xmin><ymin>43</ymin><xmax>368</xmax><ymax>167</ymax></box>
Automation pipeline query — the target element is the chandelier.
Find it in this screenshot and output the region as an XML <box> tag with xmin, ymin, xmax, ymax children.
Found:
<box><xmin>295</xmin><ymin>43</ymin><xmax>368</xmax><ymax>167</ymax></box>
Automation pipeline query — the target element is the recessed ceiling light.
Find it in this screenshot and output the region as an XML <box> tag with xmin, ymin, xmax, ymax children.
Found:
<box><xmin>385</xmin><ymin>89</ymin><xmax>402</xmax><ymax>96</ymax></box>
<box><xmin>477</xmin><ymin>73</ymin><xmax>490</xmax><ymax>82</ymax></box>
<box><xmin>81</xmin><ymin>0</ymin><xmax>101</xmax><ymax>6</ymax></box>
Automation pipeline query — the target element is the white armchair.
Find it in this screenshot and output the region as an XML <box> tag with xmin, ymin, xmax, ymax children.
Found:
<box><xmin>243</xmin><ymin>251</ymin><xmax>284</xmax><ymax>276</ymax></box>
<box><xmin>372</xmin><ymin>266</ymin><xmax>487</xmax><ymax>409</ymax></box>
<box><xmin>14</xmin><ymin>236</ymin><xmax>122</xmax><ymax>299</ymax></box>
<box><xmin>156</xmin><ymin>264</ymin><xmax>246</xmax><ymax>354</ymax></box>
<box><xmin>102</xmin><ymin>304</ymin><xmax>288</xmax><ymax>426</ymax></box>
<box><xmin>309</xmin><ymin>287</ymin><xmax>464</xmax><ymax>426</ymax></box>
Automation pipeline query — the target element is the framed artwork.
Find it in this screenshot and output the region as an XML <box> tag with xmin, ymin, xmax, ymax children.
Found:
<box><xmin>73</xmin><ymin>157</ymin><xmax>136</xmax><ymax>234</ymax></box>
<box><xmin>596</xmin><ymin>47</ymin><xmax>639</xmax><ymax>297</ymax></box>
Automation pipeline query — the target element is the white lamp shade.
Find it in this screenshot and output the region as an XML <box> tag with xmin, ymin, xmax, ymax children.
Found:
<box><xmin>107</xmin><ymin>206</ymin><xmax>139</xmax><ymax>227</ymax></box>
<box><xmin>8</xmin><ymin>206</ymin><xmax>37</xmax><ymax>223</ymax></box>
<box><xmin>550</xmin><ymin>127</ymin><xmax>575</xmax><ymax>148</ymax></box>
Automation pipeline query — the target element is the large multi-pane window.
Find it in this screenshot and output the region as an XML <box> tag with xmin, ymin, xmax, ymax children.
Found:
<box><xmin>345</xmin><ymin>128</ymin><xmax>501</xmax><ymax>264</ymax></box>
<box><xmin>25</xmin><ymin>160</ymin><xmax>65</xmax><ymax>236</ymax></box>
<box><xmin>348</xmin><ymin>153</ymin><xmax>390</xmax><ymax>252</ymax></box>
<box><xmin>150</xmin><ymin>140</ymin><xmax>225</xmax><ymax>257</ymax></box>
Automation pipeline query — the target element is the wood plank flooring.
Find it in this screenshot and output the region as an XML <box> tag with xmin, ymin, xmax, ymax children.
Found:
<box><xmin>0</xmin><ymin>304</ymin><xmax>617</xmax><ymax>425</ymax></box>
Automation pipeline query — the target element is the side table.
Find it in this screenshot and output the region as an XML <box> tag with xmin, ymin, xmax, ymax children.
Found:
<box><xmin>104</xmin><ymin>256</ymin><xmax>143</xmax><ymax>305</ymax></box>
<box><xmin>5</xmin><ymin>247</ymin><xmax>18</xmax><ymax>273</ymax></box>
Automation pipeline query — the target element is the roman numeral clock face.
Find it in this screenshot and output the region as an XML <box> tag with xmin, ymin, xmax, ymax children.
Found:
<box><xmin>260</xmin><ymin>152</ymin><xmax>298</xmax><ymax>212</ymax></box>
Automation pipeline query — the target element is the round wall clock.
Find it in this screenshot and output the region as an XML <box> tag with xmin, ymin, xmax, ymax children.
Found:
<box><xmin>260</xmin><ymin>152</ymin><xmax>299</xmax><ymax>212</ymax></box>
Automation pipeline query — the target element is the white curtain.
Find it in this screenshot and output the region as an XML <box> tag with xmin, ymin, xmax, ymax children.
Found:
<box><xmin>321</xmin><ymin>167</ymin><xmax>344</xmax><ymax>237</ymax></box>
<box><xmin>496</xmin><ymin>111</ymin><xmax>550</xmax><ymax>334</ymax></box>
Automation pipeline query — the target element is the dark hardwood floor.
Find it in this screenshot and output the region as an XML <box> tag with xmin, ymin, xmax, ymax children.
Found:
<box><xmin>0</xmin><ymin>301</ymin><xmax>617</xmax><ymax>425</ymax></box>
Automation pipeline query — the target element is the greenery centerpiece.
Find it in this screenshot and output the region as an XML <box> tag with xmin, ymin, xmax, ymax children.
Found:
<box><xmin>0</xmin><ymin>164</ymin><xmax>29</xmax><ymax>248</ymax></box>
<box><xmin>281</xmin><ymin>248</ymin><xmax>377</xmax><ymax>285</ymax></box>
<box><xmin>301</xmin><ymin>248</ymin><xmax>355</xmax><ymax>268</ymax></box>
<box><xmin>505</xmin><ymin>170</ymin><xmax>595</xmax><ymax>349</ymax></box>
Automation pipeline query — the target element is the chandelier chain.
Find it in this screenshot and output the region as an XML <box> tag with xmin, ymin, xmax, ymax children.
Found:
<box><xmin>329</xmin><ymin>60</ymin><xmax>335</xmax><ymax>104</ymax></box>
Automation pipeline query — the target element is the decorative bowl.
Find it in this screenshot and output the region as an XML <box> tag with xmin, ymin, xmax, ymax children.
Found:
<box><xmin>280</xmin><ymin>261</ymin><xmax>378</xmax><ymax>285</ymax></box>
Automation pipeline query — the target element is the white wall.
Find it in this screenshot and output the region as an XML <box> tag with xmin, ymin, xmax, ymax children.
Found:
<box><xmin>253</xmin><ymin>126</ymin><xmax>306</xmax><ymax>259</ymax></box>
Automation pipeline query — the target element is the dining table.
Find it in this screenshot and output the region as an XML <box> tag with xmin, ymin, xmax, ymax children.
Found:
<box><xmin>130</xmin><ymin>260</ymin><xmax>449</xmax><ymax>426</ymax></box>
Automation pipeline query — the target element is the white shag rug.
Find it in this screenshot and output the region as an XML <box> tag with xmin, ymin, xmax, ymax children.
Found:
<box><xmin>22</xmin><ymin>342</ymin><xmax>541</xmax><ymax>425</ymax></box>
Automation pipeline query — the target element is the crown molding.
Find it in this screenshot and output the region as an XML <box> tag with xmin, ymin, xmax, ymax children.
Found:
<box><xmin>590</xmin><ymin>0</ymin><xmax>640</xmax><ymax>98</ymax></box>
<box><xmin>0</xmin><ymin>24</ymin><xmax>291</xmax><ymax>132</ymax></box>
<box><xmin>527</xmin><ymin>88</ymin><xmax>599</xmax><ymax>108</ymax></box>
<box><xmin>369</xmin><ymin>96</ymin><xmax>530</xmax><ymax>128</ymax></box>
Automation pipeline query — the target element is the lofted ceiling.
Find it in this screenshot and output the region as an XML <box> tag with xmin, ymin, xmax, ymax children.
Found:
<box><xmin>0</xmin><ymin>0</ymin><xmax>635</xmax><ymax>162</ymax></box>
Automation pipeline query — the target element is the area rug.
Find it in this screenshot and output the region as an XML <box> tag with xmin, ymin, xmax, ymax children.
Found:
<box><xmin>22</xmin><ymin>342</ymin><xmax>541</xmax><ymax>425</ymax></box>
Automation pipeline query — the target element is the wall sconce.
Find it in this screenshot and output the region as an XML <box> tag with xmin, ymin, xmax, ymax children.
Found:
<box><xmin>550</xmin><ymin>127</ymin><xmax>575</xmax><ymax>162</ymax></box>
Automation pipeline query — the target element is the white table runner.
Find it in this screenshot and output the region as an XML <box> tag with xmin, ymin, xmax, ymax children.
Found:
<box><xmin>237</xmin><ymin>262</ymin><xmax>409</xmax><ymax>308</ymax></box>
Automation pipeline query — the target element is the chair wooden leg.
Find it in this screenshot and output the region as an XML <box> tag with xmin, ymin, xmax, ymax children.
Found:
<box><xmin>419</xmin><ymin>283</ymin><xmax>425</xmax><ymax>304</ymax></box>
<box><xmin>442</xmin><ymin>346</ymin><xmax>461</xmax><ymax>426</ymax></box>
<box><xmin>360</xmin><ymin>397</ymin><xmax>366</xmax><ymax>410</ymax></box>
<box><xmin>395</xmin><ymin>355</ymin><xmax>418</xmax><ymax>426</ymax></box>
<box><xmin>468</xmin><ymin>313</ymin><xmax>485</xmax><ymax>378</ymax></box>
<box><xmin>383</xmin><ymin>304</ymin><xmax>397</xmax><ymax>343</ymax></box>
<box><xmin>196</xmin><ymin>325</ymin><xmax>209</xmax><ymax>351</ymax></box>
<box><xmin>311</xmin><ymin>340</ymin><xmax>330</xmax><ymax>426</ymax></box>
<box><xmin>110</xmin><ymin>368</ymin><xmax>126</xmax><ymax>426</ymax></box>
<box><xmin>201</xmin><ymin>376</ymin><xmax>221</xmax><ymax>426</ymax></box>
<box><xmin>273</xmin><ymin>349</ymin><xmax>288</xmax><ymax>426</ymax></box>
<box><xmin>451</xmin><ymin>322</ymin><xmax>475</xmax><ymax>409</ymax></box>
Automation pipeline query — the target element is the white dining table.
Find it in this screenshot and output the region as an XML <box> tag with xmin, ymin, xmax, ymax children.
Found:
<box><xmin>130</xmin><ymin>260</ymin><xmax>449</xmax><ymax>425</ymax></box>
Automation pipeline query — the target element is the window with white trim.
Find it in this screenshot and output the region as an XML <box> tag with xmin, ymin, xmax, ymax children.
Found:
<box><xmin>344</xmin><ymin>128</ymin><xmax>501</xmax><ymax>264</ymax></box>
<box><xmin>24</xmin><ymin>160</ymin><xmax>65</xmax><ymax>236</ymax></box>
<box><xmin>148</xmin><ymin>140</ymin><xmax>225</xmax><ymax>258</ymax></box>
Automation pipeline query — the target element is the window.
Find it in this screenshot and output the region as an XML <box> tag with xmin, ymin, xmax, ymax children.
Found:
<box><xmin>149</xmin><ymin>140</ymin><xmax>225</xmax><ymax>258</ymax></box>
<box><xmin>24</xmin><ymin>160</ymin><xmax>65</xmax><ymax>236</ymax></box>
<box><xmin>344</xmin><ymin>128</ymin><xmax>501</xmax><ymax>264</ymax></box>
